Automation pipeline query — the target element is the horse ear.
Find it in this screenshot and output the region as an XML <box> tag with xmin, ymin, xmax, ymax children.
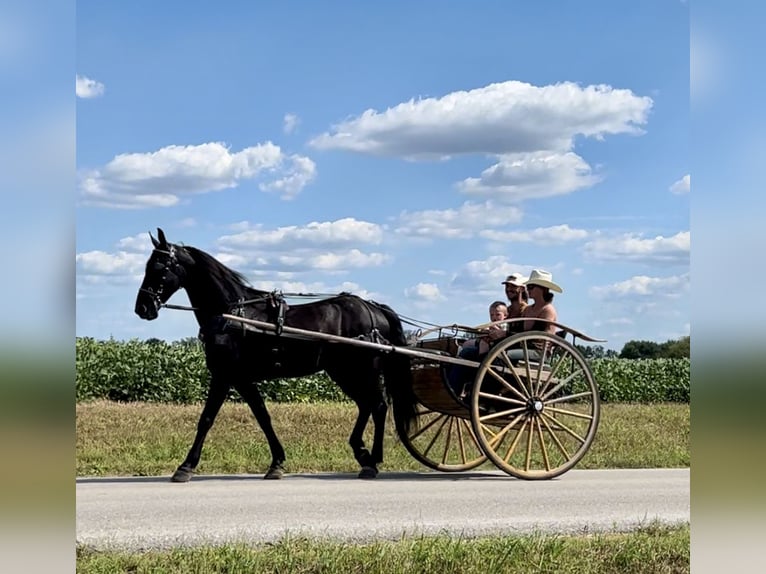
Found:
<box><xmin>150</xmin><ymin>230</ymin><xmax>160</xmax><ymax>248</ymax></box>
<box><xmin>157</xmin><ymin>228</ymin><xmax>168</xmax><ymax>247</ymax></box>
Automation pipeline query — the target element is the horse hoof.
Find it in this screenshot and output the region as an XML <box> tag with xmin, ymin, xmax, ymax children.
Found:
<box><xmin>358</xmin><ymin>466</ymin><xmax>378</xmax><ymax>479</ymax></box>
<box><xmin>170</xmin><ymin>468</ymin><xmax>193</xmax><ymax>483</ymax></box>
<box><xmin>264</xmin><ymin>467</ymin><xmax>284</xmax><ymax>480</ymax></box>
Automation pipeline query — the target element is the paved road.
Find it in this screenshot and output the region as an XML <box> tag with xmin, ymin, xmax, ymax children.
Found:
<box><xmin>76</xmin><ymin>468</ymin><xmax>689</xmax><ymax>551</ymax></box>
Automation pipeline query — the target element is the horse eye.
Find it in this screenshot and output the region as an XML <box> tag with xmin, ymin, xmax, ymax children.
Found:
<box><xmin>152</xmin><ymin>262</ymin><xmax>166</xmax><ymax>272</ymax></box>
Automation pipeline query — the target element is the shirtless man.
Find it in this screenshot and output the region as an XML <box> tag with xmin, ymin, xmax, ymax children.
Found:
<box><xmin>521</xmin><ymin>269</ymin><xmax>562</xmax><ymax>335</ymax></box>
<box><xmin>501</xmin><ymin>273</ymin><xmax>529</xmax><ymax>320</ymax></box>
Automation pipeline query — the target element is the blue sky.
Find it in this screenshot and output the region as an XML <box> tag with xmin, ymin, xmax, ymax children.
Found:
<box><xmin>75</xmin><ymin>0</ymin><xmax>689</xmax><ymax>351</ymax></box>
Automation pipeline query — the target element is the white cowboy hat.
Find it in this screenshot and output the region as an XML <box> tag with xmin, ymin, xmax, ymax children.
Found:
<box><xmin>501</xmin><ymin>272</ymin><xmax>527</xmax><ymax>286</ymax></box>
<box><xmin>524</xmin><ymin>269</ymin><xmax>563</xmax><ymax>293</ymax></box>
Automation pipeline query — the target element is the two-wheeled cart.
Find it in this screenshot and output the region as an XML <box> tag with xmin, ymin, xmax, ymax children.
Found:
<box><xmin>222</xmin><ymin>314</ymin><xmax>603</xmax><ymax>480</ymax></box>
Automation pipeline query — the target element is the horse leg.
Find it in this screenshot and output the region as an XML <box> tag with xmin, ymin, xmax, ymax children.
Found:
<box><xmin>348</xmin><ymin>402</ymin><xmax>378</xmax><ymax>479</ymax></box>
<box><xmin>172</xmin><ymin>377</ymin><xmax>230</xmax><ymax>482</ymax></box>
<box><xmin>370</xmin><ymin>396</ymin><xmax>388</xmax><ymax>470</ymax></box>
<box><xmin>236</xmin><ymin>382</ymin><xmax>287</xmax><ymax>480</ymax></box>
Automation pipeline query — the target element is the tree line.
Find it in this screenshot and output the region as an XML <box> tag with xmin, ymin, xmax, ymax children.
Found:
<box><xmin>577</xmin><ymin>335</ymin><xmax>690</xmax><ymax>360</ymax></box>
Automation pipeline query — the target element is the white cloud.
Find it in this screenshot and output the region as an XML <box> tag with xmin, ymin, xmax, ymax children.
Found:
<box><xmin>214</xmin><ymin>218</ymin><xmax>391</xmax><ymax>274</ymax></box>
<box><xmin>458</xmin><ymin>152</ymin><xmax>601</xmax><ymax>201</ymax></box>
<box><xmin>78</xmin><ymin>141</ymin><xmax>317</xmax><ymax>208</ymax></box>
<box><xmin>669</xmin><ymin>174</ymin><xmax>690</xmax><ymax>194</ymax></box>
<box><xmin>449</xmin><ymin>256</ymin><xmax>535</xmax><ymax>296</ymax></box>
<box><xmin>404</xmin><ymin>282</ymin><xmax>446</xmax><ymax>302</ymax></box>
<box><xmin>258</xmin><ymin>154</ymin><xmax>316</xmax><ymax>199</ymax></box>
<box><xmin>309</xmin><ymin>80</ymin><xmax>652</xmax><ymax>158</ymax></box>
<box><xmin>75</xmin><ymin>250</ymin><xmax>146</xmax><ymax>276</ymax></box>
<box><xmin>76</xmin><ymin>74</ymin><xmax>105</xmax><ymax>98</ymax></box>
<box><xmin>583</xmin><ymin>231</ymin><xmax>689</xmax><ymax>265</ymax></box>
<box><xmin>395</xmin><ymin>201</ymin><xmax>523</xmax><ymax>239</ymax></box>
<box><xmin>283</xmin><ymin>113</ymin><xmax>300</xmax><ymax>134</ymax></box>
<box><xmin>480</xmin><ymin>224</ymin><xmax>589</xmax><ymax>245</ymax></box>
<box><xmin>218</xmin><ymin>218</ymin><xmax>383</xmax><ymax>250</ymax></box>
<box><xmin>115</xmin><ymin>232</ymin><xmax>153</xmax><ymax>253</ymax></box>
<box><xmin>304</xmin><ymin>250</ymin><xmax>390</xmax><ymax>270</ymax></box>
<box><xmin>590</xmin><ymin>273</ymin><xmax>690</xmax><ymax>299</ymax></box>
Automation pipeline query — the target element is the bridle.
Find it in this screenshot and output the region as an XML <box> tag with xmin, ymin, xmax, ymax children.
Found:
<box><xmin>138</xmin><ymin>247</ymin><xmax>185</xmax><ymax>312</ymax></box>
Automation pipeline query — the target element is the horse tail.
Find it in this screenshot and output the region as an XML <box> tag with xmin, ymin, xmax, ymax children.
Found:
<box><xmin>370</xmin><ymin>301</ymin><xmax>419</xmax><ymax>435</ymax></box>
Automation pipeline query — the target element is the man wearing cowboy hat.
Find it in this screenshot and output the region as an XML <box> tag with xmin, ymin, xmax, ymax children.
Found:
<box><xmin>521</xmin><ymin>269</ymin><xmax>562</xmax><ymax>335</ymax></box>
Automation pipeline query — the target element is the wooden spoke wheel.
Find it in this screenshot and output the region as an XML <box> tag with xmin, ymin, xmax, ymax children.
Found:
<box><xmin>398</xmin><ymin>403</ymin><xmax>487</xmax><ymax>472</ymax></box>
<box><xmin>469</xmin><ymin>331</ymin><xmax>600</xmax><ymax>480</ymax></box>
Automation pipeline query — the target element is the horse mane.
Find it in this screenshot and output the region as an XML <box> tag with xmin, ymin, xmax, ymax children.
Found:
<box><xmin>181</xmin><ymin>244</ymin><xmax>263</xmax><ymax>297</ymax></box>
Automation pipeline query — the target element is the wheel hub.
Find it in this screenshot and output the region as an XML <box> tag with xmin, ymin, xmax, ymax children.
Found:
<box><xmin>527</xmin><ymin>397</ymin><xmax>544</xmax><ymax>415</ymax></box>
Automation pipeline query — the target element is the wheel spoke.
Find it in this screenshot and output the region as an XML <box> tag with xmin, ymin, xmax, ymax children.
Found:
<box><xmin>538</xmin><ymin>349</ymin><xmax>568</xmax><ymax>397</ymax></box>
<box><xmin>484</xmin><ymin>414</ymin><xmax>525</xmax><ymax>448</ymax></box>
<box><xmin>409</xmin><ymin>412</ymin><xmax>445</xmax><ymax>441</ymax></box>
<box><xmin>540</xmin><ymin>370</ymin><xmax>581</xmax><ymax>401</ymax></box>
<box><xmin>456</xmin><ymin>416</ymin><xmax>467</xmax><ymax>464</ymax></box>
<box><xmin>547</xmin><ymin>391</ymin><xmax>594</xmax><ymax>405</ymax></box>
<box><xmin>540</xmin><ymin>411</ymin><xmax>586</xmax><ymax>444</ymax></box>
<box><xmin>441</xmin><ymin>417</ymin><xmax>454</xmax><ymax>464</ymax></box>
<box><xmin>533</xmin><ymin>345</ymin><xmax>552</xmax><ymax>396</ymax></box>
<box><xmin>535</xmin><ymin>417</ymin><xmax>552</xmax><ymax>472</ymax></box>
<box><xmin>539</xmin><ymin>414</ymin><xmax>572</xmax><ymax>459</ymax></box>
<box><xmin>478</xmin><ymin>405</ymin><xmax>526</xmax><ymax>423</ymax></box>
<box><xmin>502</xmin><ymin>417</ymin><xmax>529</xmax><ymax>463</ymax></box>
<box><xmin>422</xmin><ymin>415</ymin><xmax>450</xmax><ymax>457</ymax></box>
<box><xmin>484</xmin><ymin>366</ymin><xmax>528</xmax><ymax>402</ymax></box>
<box><xmin>477</xmin><ymin>391</ymin><xmax>526</xmax><ymax>407</ymax></box>
<box><xmin>545</xmin><ymin>405</ymin><xmax>594</xmax><ymax>421</ymax></box>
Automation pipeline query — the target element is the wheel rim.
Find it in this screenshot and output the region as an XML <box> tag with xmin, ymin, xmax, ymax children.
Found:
<box><xmin>400</xmin><ymin>404</ymin><xmax>488</xmax><ymax>472</ymax></box>
<box><xmin>470</xmin><ymin>331</ymin><xmax>600</xmax><ymax>480</ymax></box>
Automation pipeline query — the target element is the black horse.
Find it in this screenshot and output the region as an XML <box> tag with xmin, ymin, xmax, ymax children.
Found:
<box><xmin>134</xmin><ymin>228</ymin><xmax>417</xmax><ymax>481</ymax></box>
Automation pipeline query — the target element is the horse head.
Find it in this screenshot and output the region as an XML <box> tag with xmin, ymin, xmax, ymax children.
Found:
<box><xmin>134</xmin><ymin>228</ymin><xmax>195</xmax><ymax>320</ymax></box>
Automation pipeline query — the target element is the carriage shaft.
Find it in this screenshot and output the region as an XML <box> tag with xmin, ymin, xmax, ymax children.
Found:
<box><xmin>220</xmin><ymin>314</ymin><xmax>480</xmax><ymax>368</ymax></box>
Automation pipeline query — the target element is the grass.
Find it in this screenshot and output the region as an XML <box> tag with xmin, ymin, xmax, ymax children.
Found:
<box><xmin>76</xmin><ymin>401</ymin><xmax>689</xmax><ymax>477</ymax></box>
<box><xmin>76</xmin><ymin>522</ymin><xmax>689</xmax><ymax>574</ymax></box>
<box><xmin>76</xmin><ymin>401</ymin><xmax>690</xmax><ymax>572</ymax></box>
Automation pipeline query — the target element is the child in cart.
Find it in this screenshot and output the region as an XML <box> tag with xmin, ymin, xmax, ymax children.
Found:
<box><xmin>447</xmin><ymin>301</ymin><xmax>508</xmax><ymax>398</ymax></box>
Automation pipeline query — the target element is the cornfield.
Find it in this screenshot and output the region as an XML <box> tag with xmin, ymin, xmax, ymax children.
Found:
<box><xmin>75</xmin><ymin>337</ymin><xmax>689</xmax><ymax>404</ymax></box>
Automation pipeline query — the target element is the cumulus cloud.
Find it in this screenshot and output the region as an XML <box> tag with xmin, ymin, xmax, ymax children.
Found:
<box><xmin>258</xmin><ymin>154</ymin><xmax>317</xmax><ymax>199</ymax></box>
<box><xmin>480</xmin><ymin>224</ymin><xmax>589</xmax><ymax>245</ymax></box>
<box><xmin>75</xmin><ymin>250</ymin><xmax>146</xmax><ymax>278</ymax></box>
<box><xmin>215</xmin><ymin>218</ymin><xmax>390</xmax><ymax>274</ymax></box>
<box><xmin>309</xmin><ymin>80</ymin><xmax>652</xmax><ymax>159</ymax></box>
<box><xmin>295</xmin><ymin>250</ymin><xmax>390</xmax><ymax>271</ymax></box>
<box><xmin>449</xmin><ymin>256</ymin><xmax>535</xmax><ymax>295</ymax></box>
<box><xmin>78</xmin><ymin>141</ymin><xmax>316</xmax><ymax>208</ymax></box>
<box><xmin>395</xmin><ymin>201</ymin><xmax>523</xmax><ymax>239</ymax></box>
<box><xmin>669</xmin><ymin>174</ymin><xmax>690</xmax><ymax>194</ymax></box>
<box><xmin>283</xmin><ymin>113</ymin><xmax>300</xmax><ymax>134</ymax></box>
<box><xmin>76</xmin><ymin>74</ymin><xmax>105</xmax><ymax>98</ymax></box>
<box><xmin>404</xmin><ymin>282</ymin><xmax>446</xmax><ymax>302</ymax></box>
<box><xmin>458</xmin><ymin>152</ymin><xmax>601</xmax><ymax>201</ymax></box>
<box><xmin>583</xmin><ymin>231</ymin><xmax>690</xmax><ymax>265</ymax></box>
<box><xmin>218</xmin><ymin>218</ymin><xmax>383</xmax><ymax>250</ymax></box>
<box><xmin>590</xmin><ymin>273</ymin><xmax>690</xmax><ymax>299</ymax></box>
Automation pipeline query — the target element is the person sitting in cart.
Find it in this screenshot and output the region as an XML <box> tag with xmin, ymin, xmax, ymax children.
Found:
<box><xmin>461</xmin><ymin>300</ymin><xmax>509</xmax><ymax>356</ymax></box>
<box><xmin>447</xmin><ymin>300</ymin><xmax>508</xmax><ymax>397</ymax></box>
<box><xmin>501</xmin><ymin>272</ymin><xmax>529</xmax><ymax>328</ymax></box>
<box><xmin>503</xmin><ymin>269</ymin><xmax>563</xmax><ymax>362</ymax></box>
<box><xmin>520</xmin><ymin>269</ymin><xmax>560</xmax><ymax>335</ymax></box>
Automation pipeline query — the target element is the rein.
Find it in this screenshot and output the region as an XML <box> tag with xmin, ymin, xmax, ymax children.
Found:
<box><xmin>158</xmin><ymin>291</ymin><xmax>349</xmax><ymax>313</ymax></box>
